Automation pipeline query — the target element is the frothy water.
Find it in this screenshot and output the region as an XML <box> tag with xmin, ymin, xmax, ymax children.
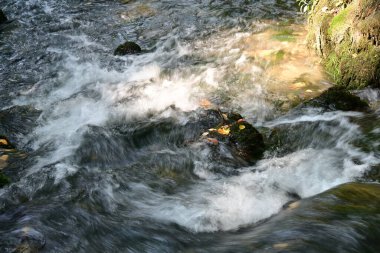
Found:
<box><xmin>1</xmin><ymin>0</ymin><xmax>379</xmax><ymax>252</ymax></box>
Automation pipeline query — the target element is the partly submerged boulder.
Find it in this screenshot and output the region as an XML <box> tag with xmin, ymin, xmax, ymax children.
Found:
<box><xmin>200</xmin><ymin>110</ymin><xmax>265</xmax><ymax>162</ymax></box>
<box><xmin>304</xmin><ymin>87</ymin><xmax>369</xmax><ymax>111</ymax></box>
<box><xmin>114</xmin><ymin>41</ymin><xmax>142</xmax><ymax>56</ymax></box>
<box><xmin>0</xmin><ymin>9</ymin><xmax>7</xmax><ymax>24</ymax></box>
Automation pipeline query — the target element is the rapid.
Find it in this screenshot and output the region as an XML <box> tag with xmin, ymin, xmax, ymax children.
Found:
<box><xmin>0</xmin><ymin>0</ymin><xmax>379</xmax><ymax>252</ymax></box>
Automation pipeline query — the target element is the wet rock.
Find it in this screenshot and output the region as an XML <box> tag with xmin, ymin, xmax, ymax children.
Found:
<box><xmin>0</xmin><ymin>9</ymin><xmax>7</xmax><ymax>24</ymax></box>
<box><xmin>304</xmin><ymin>87</ymin><xmax>369</xmax><ymax>111</ymax></box>
<box><xmin>13</xmin><ymin>227</ymin><xmax>46</xmax><ymax>253</ymax></box>
<box><xmin>0</xmin><ymin>105</ymin><xmax>41</xmax><ymax>146</ymax></box>
<box><xmin>114</xmin><ymin>41</ymin><xmax>142</xmax><ymax>56</ymax></box>
<box><xmin>200</xmin><ymin>110</ymin><xmax>265</xmax><ymax>162</ymax></box>
<box><xmin>0</xmin><ymin>171</ymin><xmax>10</xmax><ymax>188</ymax></box>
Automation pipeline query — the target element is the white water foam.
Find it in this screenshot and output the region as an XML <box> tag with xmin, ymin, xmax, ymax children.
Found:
<box><xmin>128</xmin><ymin>111</ymin><xmax>379</xmax><ymax>233</ymax></box>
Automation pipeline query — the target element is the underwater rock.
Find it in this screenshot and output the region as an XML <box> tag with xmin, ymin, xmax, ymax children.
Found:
<box><xmin>114</xmin><ymin>41</ymin><xmax>142</xmax><ymax>55</ymax></box>
<box><xmin>0</xmin><ymin>9</ymin><xmax>7</xmax><ymax>24</ymax></box>
<box><xmin>200</xmin><ymin>110</ymin><xmax>265</xmax><ymax>162</ymax></box>
<box><xmin>307</xmin><ymin>0</ymin><xmax>380</xmax><ymax>88</ymax></box>
<box><xmin>304</xmin><ymin>87</ymin><xmax>369</xmax><ymax>111</ymax></box>
<box><xmin>0</xmin><ymin>105</ymin><xmax>41</xmax><ymax>146</ymax></box>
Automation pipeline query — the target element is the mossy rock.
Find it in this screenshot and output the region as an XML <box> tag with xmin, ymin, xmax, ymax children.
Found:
<box><xmin>0</xmin><ymin>9</ymin><xmax>7</xmax><ymax>24</ymax></box>
<box><xmin>307</xmin><ymin>0</ymin><xmax>380</xmax><ymax>88</ymax></box>
<box><xmin>323</xmin><ymin>183</ymin><xmax>380</xmax><ymax>215</ymax></box>
<box><xmin>304</xmin><ymin>87</ymin><xmax>369</xmax><ymax>111</ymax></box>
<box><xmin>0</xmin><ymin>171</ymin><xmax>10</xmax><ymax>188</ymax></box>
<box><xmin>114</xmin><ymin>41</ymin><xmax>142</xmax><ymax>56</ymax></box>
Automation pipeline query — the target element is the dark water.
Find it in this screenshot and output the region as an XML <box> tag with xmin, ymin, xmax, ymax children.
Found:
<box><xmin>1</xmin><ymin>0</ymin><xmax>379</xmax><ymax>252</ymax></box>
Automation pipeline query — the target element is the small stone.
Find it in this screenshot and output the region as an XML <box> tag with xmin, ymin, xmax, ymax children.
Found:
<box><xmin>0</xmin><ymin>155</ymin><xmax>9</xmax><ymax>161</ymax></box>
<box><xmin>273</xmin><ymin>243</ymin><xmax>289</xmax><ymax>249</ymax></box>
<box><xmin>114</xmin><ymin>41</ymin><xmax>142</xmax><ymax>56</ymax></box>
<box><xmin>0</xmin><ymin>9</ymin><xmax>7</xmax><ymax>24</ymax></box>
<box><xmin>288</xmin><ymin>201</ymin><xmax>300</xmax><ymax>210</ymax></box>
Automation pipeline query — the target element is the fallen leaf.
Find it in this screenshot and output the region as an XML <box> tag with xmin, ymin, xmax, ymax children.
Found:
<box><xmin>239</xmin><ymin>125</ymin><xmax>246</xmax><ymax>130</ymax></box>
<box><xmin>206</xmin><ymin>138</ymin><xmax>219</xmax><ymax>145</ymax></box>
<box><xmin>0</xmin><ymin>139</ymin><xmax>9</xmax><ymax>145</ymax></box>
<box><xmin>217</xmin><ymin>126</ymin><xmax>230</xmax><ymax>135</ymax></box>
<box><xmin>199</xmin><ymin>99</ymin><xmax>212</xmax><ymax>108</ymax></box>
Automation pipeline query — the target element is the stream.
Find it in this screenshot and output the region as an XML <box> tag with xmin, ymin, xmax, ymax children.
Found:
<box><xmin>1</xmin><ymin>0</ymin><xmax>380</xmax><ymax>252</ymax></box>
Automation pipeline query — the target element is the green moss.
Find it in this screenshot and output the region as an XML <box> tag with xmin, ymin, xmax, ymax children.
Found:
<box><xmin>271</xmin><ymin>29</ymin><xmax>296</xmax><ymax>42</ymax></box>
<box><xmin>337</xmin><ymin>42</ymin><xmax>380</xmax><ymax>88</ymax></box>
<box><xmin>275</xmin><ymin>50</ymin><xmax>286</xmax><ymax>61</ymax></box>
<box><xmin>328</xmin><ymin>6</ymin><xmax>352</xmax><ymax>35</ymax></box>
<box><xmin>325</xmin><ymin>53</ymin><xmax>341</xmax><ymax>82</ymax></box>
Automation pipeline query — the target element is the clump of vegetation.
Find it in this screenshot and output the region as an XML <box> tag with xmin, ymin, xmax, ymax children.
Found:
<box><xmin>296</xmin><ymin>0</ymin><xmax>314</xmax><ymax>13</ymax></box>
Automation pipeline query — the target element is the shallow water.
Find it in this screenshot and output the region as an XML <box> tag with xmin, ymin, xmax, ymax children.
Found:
<box><xmin>0</xmin><ymin>0</ymin><xmax>379</xmax><ymax>252</ymax></box>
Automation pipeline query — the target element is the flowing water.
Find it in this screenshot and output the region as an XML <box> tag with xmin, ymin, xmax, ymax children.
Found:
<box><xmin>0</xmin><ymin>0</ymin><xmax>379</xmax><ymax>252</ymax></box>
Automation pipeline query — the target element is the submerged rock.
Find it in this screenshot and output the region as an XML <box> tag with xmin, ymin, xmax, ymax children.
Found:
<box><xmin>114</xmin><ymin>41</ymin><xmax>142</xmax><ymax>55</ymax></box>
<box><xmin>0</xmin><ymin>9</ymin><xmax>7</xmax><ymax>24</ymax></box>
<box><xmin>307</xmin><ymin>0</ymin><xmax>380</xmax><ymax>88</ymax></box>
<box><xmin>0</xmin><ymin>105</ymin><xmax>41</xmax><ymax>145</ymax></box>
<box><xmin>304</xmin><ymin>87</ymin><xmax>369</xmax><ymax>111</ymax></box>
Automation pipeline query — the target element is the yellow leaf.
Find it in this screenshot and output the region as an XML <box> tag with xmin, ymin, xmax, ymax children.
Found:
<box><xmin>217</xmin><ymin>126</ymin><xmax>230</xmax><ymax>135</ymax></box>
<box><xmin>0</xmin><ymin>139</ymin><xmax>8</xmax><ymax>145</ymax></box>
<box><xmin>239</xmin><ymin>125</ymin><xmax>246</xmax><ymax>130</ymax></box>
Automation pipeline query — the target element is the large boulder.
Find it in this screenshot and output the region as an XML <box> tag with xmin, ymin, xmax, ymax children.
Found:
<box><xmin>114</xmin><ymin>41</ymin><xmax>142</xmax><ymax>55</ymax></box>
<box><xmin>307</xmin><ymin>0</ymin><xmax>380</xmax><ymax>88</ymax></box>
<box><xmin>0</xmin><ymin>9</ymin><xmax>7</xmax><ymax>24</ymax></box>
